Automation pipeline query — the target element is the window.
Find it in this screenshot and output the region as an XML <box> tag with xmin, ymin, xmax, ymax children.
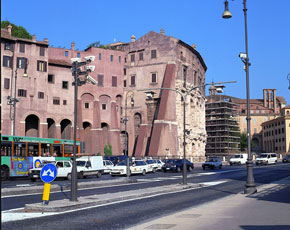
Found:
<box><xmin>37</xmin><ymin>61</ymin><xmax>47</xmax><ymax>72</ymax></box>
<box><xmin>124</xmin><ymin>80</ymin><xmax>127</xmax><ymax>88</ymax></box>
<box><xmin>85</xmin><ymin>102</ymin><xmax>89</xmax><ymax>109</ymax></box>
<box><xmin>99</xmin><ymin>53</ymin><xmax>102</xmax><ymax>60</ymax></box>
<box><xmin>38</xmin><ymin>92</ymin><xmax>44</xmax><ymax>99</ymax></box>
<box><xmin>112</xmin><ymin>76</ymin><xmax>117</xmax><ymax>87</ymax></box>
<box><xmin>4</xmin><ymin>78</ymin><xmax>10</xmax><ymax>89</ymax></box>
<box><xmin>110</xmin><ymin>55</ymin><xmax>113</xmax><ymax>62</ymax></box>
<box><xmin>62</xmin><ymin>81</ymin><xmax>68</xmax><ymax>89</ymax></box>
<box><xmin>17</xmin><ymin>57</ymin><xmax>26</xmax><ymax>69</ymax></box>
<box><xmin>18</xmin><ymin>89</ymin><xmax>27</xmax><ymax>97</ymax></box>
<box><xmin>102</xmin><ymin>104</ymin><xmax>107</xmax><ymax>110</ymax></box>
<box><xmin>119</xmin><ymin>56</ymin><xmax>121</xmax><ymax>63</ymax></box>
<box><xmin>124</xmin><ymin>68</ymin><xmax>126</xmax><ymax>75</ymax></box>
<box><xmin>131</xmin><ymin>54</ymin><xmax>135</xmax><ymax>62</ymax></box>
<box><xmin>151</xmin><ymin>72</ymin><xmax>157</xmax><ymax>84</ymax></box>
<box><xmin>139</xmin><ymin>52</ymin><xmax>143</xmax><ymax>61</ymax></box>
<box><xmin>130</xmin><ymin>75</ymin><xmax>136</xmax><ymax>86</ymax></box>
<box><xmin>98</xmin><ymin>75</ymin><xmax>104</xmax><ymax>86</ymax></box>
<box><xmin>53</xmin><ymin>97</ymin><xmax>60</xmax><ymax>105</ymax></box>
<box><xmin>39</xmin><ymin>46</ymin><xmax>45</xmax><ymax>56</ymax></box>
<box><xmin>19</xmin><ymin>43</ymin><xmax>25</xmax><ymax>53</ymax></box>
<box><xmin>63</xmin><ymin>100</ymin><xmax>67</xmax><ymax>105</ymax></box>
<box><xmin>3</xmin><ymin>56</ymin><xmax>12</xmax><ymax>68</ymax></box>
<box><xmin>151</xmin><ymin>50</ymin><xmax>157</xmax><ymax>59</ymax></box>
<box><xmin>125</xmin><ymin>57</ymin><xmax>127</xmax><ymax>63</ymax></box>
<box><xmin>77</xmin><ymin>53</ymin><xmax>80</xmax><ymax>58</ymax></box>
<box><xmin>5</xmin><ymin>42</ymin><xmax>14</xmax><ymax>50</ymax></box>
<box><xmin>48</xmin><ymin>74</ymin><xmax>54</xmax><ymax>83</ymax></box>
<box><xmin>65</xmin><ymin>51</ymin><xmax>69</xmax><ymax>57</ymax></box>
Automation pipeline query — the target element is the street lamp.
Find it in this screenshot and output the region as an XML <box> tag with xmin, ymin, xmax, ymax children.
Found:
<box><xmin>223</xmin><ymin>0</ymin><xmax>257</xmax><ymax>194</ymax></box>
<box><xmin>139</xmin><ymin>81</ymin><xmax>236</xmax><ymax>185</ymax></box>
<box><xmin>123</xmin><ymin>90</ymin><xmax>134</xmax><ymax>179</ymax></box>
<box><xmin>70</xmin><ymin>56</ymin><xmax>96</xmax><ymax>202</ymax></box>
<box><xmin>287</xmin><ymin>73</ymin><xmax>290</xmax><ymax>89</ymax></box>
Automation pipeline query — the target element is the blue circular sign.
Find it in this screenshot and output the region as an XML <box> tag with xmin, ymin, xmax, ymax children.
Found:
<box><xmin>40</xmin><ymin>164</ymin><xmax>57</xmax><ymax>183</ymax></box>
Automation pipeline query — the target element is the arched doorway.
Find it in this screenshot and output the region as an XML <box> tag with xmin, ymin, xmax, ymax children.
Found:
<box><xmin>60</xmin><ymin>119</ymin><xmax>72</xmax><ymax>140</ymax></box>
<box><xmin>132</xmin><ymin>113</ymin><xmax>142</xmax><ymax>156</ymax></box>
<box><xmin>47</xmin><ymin>118</ymin><xmax>56</xmax><ymax>138</ymax></box>
<box><xmin>83</xmin><ymin>122</ymin><xmax>92</xmax><ymax>154</ymax></box>
<box><xmin>25</xmin><ymin>115</ymin><xmax>39</xmax><ymax>137</ymax></box>
<box><xmin>120</xmin><ymin>131</ymin><xmax>127</xmax><ymax>155</ymax></box>
<box><xmin>101</xmin><ymin>123</ymin><xmax>110</xmax><ymax>146</ymax></box>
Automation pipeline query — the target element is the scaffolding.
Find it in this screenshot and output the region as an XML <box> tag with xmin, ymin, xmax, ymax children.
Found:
<box><xmin>205</xmin><ymin>95</ymin><xmax>240</xmax><ymax>158</ymax></box>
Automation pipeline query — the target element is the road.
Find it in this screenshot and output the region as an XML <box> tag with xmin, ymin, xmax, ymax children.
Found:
<box><xmin>2</xmin><ymin>163</ymin><xmax>290</xmax><ymax>230</ymax></box>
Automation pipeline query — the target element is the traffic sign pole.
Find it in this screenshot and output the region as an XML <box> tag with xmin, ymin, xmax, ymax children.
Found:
<box><xmin>42</xmin><ymin>183</ymin><xmax>51</xmax><ymax>203</ymax></box>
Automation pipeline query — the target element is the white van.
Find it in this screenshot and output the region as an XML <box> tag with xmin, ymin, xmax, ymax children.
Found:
<box><xmin>76</xmin><ymin>156</ymin><xmax>105</xmax><ymax>178</ymax></box>
<box><xmin>229</xmin><ymin>153</ymin><xmax>248</xmax><ymax>165</ymax></box>
<box><xmin>256</xmin><ymin>153</ymin><xmax>277</xmax><ymax>165</ymax></box>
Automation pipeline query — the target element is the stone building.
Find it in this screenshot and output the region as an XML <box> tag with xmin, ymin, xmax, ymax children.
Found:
<box><xmin>118</xmin><ymin>30</ymin><xmax>207</xmax><ymax>161</ymax></box>
<box><xmin>262</xmin><ymin>105</ymin><xmax>290</xmax><ymax>154</ymax></box>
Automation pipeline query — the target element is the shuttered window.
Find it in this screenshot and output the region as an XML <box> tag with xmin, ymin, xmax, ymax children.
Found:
<box><xmin>37</xmin><ymin>61</ymin><xmax>47</xmax><ymax>72</ymax></box>
<box><xmin>130</xmin><ymin>75</ymin><xmax>136</xmax><ymax>86</ymax></box>
<box><xmin>98</xmin><ymin>75</ymin><xmax>104</xmax><ymax>86</ymax></box>
<box><xmin>19</xmin><ymin>43</ymin><xmax>25</xmax><ymax>53</ymax></box>
<box><xmin>112</xmin><ymin>76</ymin><xmax>117</xmax><ymax>87</ymax></box>
<box><xmin>3</xmin><ymin>56</ymin><xmax>12</xmax><ymax>68</ymax></box>
<box><xmin>4</xmin><ymin>78</ymin><xmax>10</xmax><ymax>89</ymax></box>
<box><xmin>18</xmin><ymin>89</ymin><xmax>27</xmax><ymax>97</ymax></box>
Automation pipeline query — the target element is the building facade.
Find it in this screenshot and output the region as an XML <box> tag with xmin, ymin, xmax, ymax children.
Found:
<box><xmin>262</xmin><ymin>105</ymin><xmax>290</xmax><ymax>154</ymax></box>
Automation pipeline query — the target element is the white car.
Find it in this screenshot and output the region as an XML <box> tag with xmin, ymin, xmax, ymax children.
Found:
<box><xmin>256</xmin><ymin>153</ymin><xmax>277</xmax><ymax>165</ymax></box>
<box><xmin>145</xmin><ymin>159</ymin><xmax>158</xmax><ymax>173</ymax></box>
<box><xmin>229</xmin><ymin>153</ymin><xmax>248</xmax><ymax>165</ymax></box>
<box><xmin>103</xmin><ymin>160</ymin><xmax>114</xmax><ymax>173</ymax></box>
<box><xmin>110</xmin><ymin>160</ymin><xmax>148</xmax><ymax>176</ymax></box>
<box><xmin>156</xmin><ymin>159</ymin><xmax>165</xmax><ymax>171</ymax></box>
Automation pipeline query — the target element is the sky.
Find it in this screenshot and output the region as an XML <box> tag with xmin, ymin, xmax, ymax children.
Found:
<box><xmin>2</xmin><ymin>0</ymin><xmax>290</xmax><ymax>104</ymax></box>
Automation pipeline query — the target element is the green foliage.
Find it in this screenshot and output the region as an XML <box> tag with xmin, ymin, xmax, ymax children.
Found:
<box><xmin>1</xmin><ymin>20</ymin><xmax>32</xmax><ymax>39</ymax></box>
<box><xmin>240</xmin><ymin>132</ymin><xmax>256</xmax><ymax>151</ymax></box>
<box><xmin>104</xmin><ymin>143</ymin><xmax>112</xmax><ymax>157</ymax></box>
<box><xmin>87</xmin><ymin>41</ymin><xmax>116</xmax><ymax>50</ymax></box>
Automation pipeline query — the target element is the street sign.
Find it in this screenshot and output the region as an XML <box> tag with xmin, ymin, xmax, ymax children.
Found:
<box><xmin>40</xmin><ymin>164</ymin><xmax>57</xmax><ymax>183</ymax></box>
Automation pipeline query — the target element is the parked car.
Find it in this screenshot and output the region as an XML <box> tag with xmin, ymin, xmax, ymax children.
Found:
<box><xmin>202</xmin><ymin>158</ymin><xmax>222</xmax><ymax>170</ymax></box>
<box><xmin>110</xmin><ymin>159</ymin><xmax>148</xmax><ymax>176</ymax></box>
<box><xmin>145</xmin><ymin>159</ymin><xmax>158</xmax><ymax>173</ymax></box>
<box><xmin>103</xmin><ymin>160</ymin><xmax>114</xmax><ymax>173</ymax></box>
<box><xmin>282</xmin><ymin>154</ymin><xmax>290</xmax><ymax>163</ymax></box>
<box><xmin>162</xmin><ymin>159</ymin><xmax>194</xmax><ymax>172</ymax></box>
<box><xmin>256</xmin><ymin>153</ymin><xmax>277</xmax><ymax>165</ymax></box>
<box><xmin>229</xmin><ymin>153</ymin><xmax>248</xmax><ymax>165</ymax></box>
<box><xmin>76</xmin><ymin>156</ymin><xmax>105</xmax><ymax>178</ymax></box>
<box><xmin>156</xmin><ymin>159</ymin><xmax>165</xmax><ymax>171</ymax></box>
<box><xmin>28</xmin><ymin>160</ymin><xmax>73</xmax><ymax>181</ymax></box>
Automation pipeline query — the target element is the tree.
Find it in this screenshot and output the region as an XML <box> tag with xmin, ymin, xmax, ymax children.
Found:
<box><xmin>240</xmin><ymin>132</ymin><xmax>256</xmax><ymax>151</ymax></box>
<box><xmin>86</xmin><ymin>41</ymin><xmax>116</xmax><ymax>50</ymax></box>
<box><xmin>104</xmin><ymin>143</ymin><xmax>112</xmax><ymax>157</ymax></box>
<box><xmin>1</xmin><ymin>20</ymin><xmax>32</xmax><ymax>39</ymax></box>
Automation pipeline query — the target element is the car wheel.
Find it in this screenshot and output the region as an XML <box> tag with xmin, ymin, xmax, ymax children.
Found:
<box><xmin>188</xmin><ymin>166</ymin><xmax>193</xmax><ymax>172</ymax></box>
<box><xmin>176</xmin><ymin>167</ymin><xmax>181</xmax><ymax>172</ymax></box>
<box><xmin>78</xmin><ymin>172</ymin><xmax>84</xmax><ymax>179</ymax></box>
<box><xmin>219</xmin><ymin>165</ymin><xmax>222</xmax><ymax>169</ymax></box>
<box><xmin>153</xmin><ymin>168</ymin><xmax>156</xmax><ymax>173</ymax></box>
<box><xmin>163</xmin><ymin>169</ymin><xmax>167</xmax><ymax>173</ymax></box>
<box><xmin>230</xmin><ymin>162</ymin><xmax>233</xmax><ymax>166</ymax></box>
<box><xmin>142</xmin><ymin>169</ymin><xmax>146</xmax><ymax>176</ymax></box>
<box><xmin>67</xmin><ymin>173</ymin><xmax>72</xmax><ymax>180</ymax></box>
<box><xmin>202</xmin><ymin>166</ymin><xmax>205</xmax><ymax>170</ymax></box>
<box><xmin>1</xmin><ymin>166</ymin><xmax>9</xmax><ymax>180</ymax></box>
<box><xmin>210</xmin><ymin>165</ymin><xmax>214</xmax><ymax>169</ymax></box>
<box><xmin>96</xmin><ymin>171</ymin><xmax>102</xmax><ymax>178</ymax></box>
<box><xmin>31</xmin><ymin>178</ymin><xmax>36</xmax><ymax>182</ymax></box>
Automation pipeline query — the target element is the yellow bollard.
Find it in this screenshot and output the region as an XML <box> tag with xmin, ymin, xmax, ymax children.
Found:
<box><xmin>42</xmin><ymin>183</ymin><xmax>51</xmax><ymax>202</ymax></box>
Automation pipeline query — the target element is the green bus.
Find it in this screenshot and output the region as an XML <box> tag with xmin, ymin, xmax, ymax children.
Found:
<box><xmin>1</xmin><ymin>135</ymin><xmax>80</xmax><ymax>180</ymax></box>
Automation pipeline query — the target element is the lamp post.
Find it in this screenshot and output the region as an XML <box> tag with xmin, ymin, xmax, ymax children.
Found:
<box><xmin>287</xmin><ymin>73</ymin><xmax>290</xmax><ymax>89</ymax></box>
<box><xmin>223</xmin><ymin>0</ymin><xmax>257</xmax><ymax>194</ymax></box>
<box><xmin>139</xmin><ymin>81</ymin><xmax>235</xmax><ymax>185</ymax></box>
<box><xmin>123</xmin><ymin>90</ymin><xmax>134</xmax><ymax>179</ymax></box>
<box><xmin>70</xmin><ymin>56</ymin><xmax>96</xmax><ymax>202</ymax></box>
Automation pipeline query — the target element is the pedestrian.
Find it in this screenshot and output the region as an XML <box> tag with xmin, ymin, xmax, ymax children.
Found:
<box><xmin>53</xmin><ymin>151</ymin><xmax>57</xmax><ymax>157</ymax></box>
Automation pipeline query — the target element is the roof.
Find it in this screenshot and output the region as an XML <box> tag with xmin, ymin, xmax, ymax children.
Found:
<box><xmin>1</xmin><ymin>28</ymin><xmax>48</xmax><ymax>46</ymax></box>
<box><xmin>48</xmin><ymin>59</ymin><xmax>71</xmax><ymax>67</ymax></box>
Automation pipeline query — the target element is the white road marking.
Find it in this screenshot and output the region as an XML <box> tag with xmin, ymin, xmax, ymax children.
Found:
<box><xmin>2</xmin><ymin>180</ymin><xmax>227</xmax><ymax>223</ymax></box>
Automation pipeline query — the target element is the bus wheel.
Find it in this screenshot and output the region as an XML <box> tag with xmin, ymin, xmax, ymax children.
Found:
<box><xmin>1</xmin><ymin>166</ymin><xmax>9</xmax><ymax>181</ymax></box>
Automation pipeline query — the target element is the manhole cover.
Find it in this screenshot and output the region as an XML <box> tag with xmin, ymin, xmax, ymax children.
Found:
<box><xmin>145</xmin><ymin>224</ymin><xmax>176</xmax><ymax>229</ymax></box>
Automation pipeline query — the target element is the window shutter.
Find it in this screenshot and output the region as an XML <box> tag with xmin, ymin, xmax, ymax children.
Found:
<box><xmin>37</xmin><ymin>61</ymin><xmax>40</xmax><ymax>71</ymax></box>
<box><xmin>4</xmin><ymin>78</ymin><xmax>10</xmax><ymax>89</ymax></box>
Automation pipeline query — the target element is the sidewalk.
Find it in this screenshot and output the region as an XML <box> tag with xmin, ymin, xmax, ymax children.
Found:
<box><xmin>127</xmin><ymin>176</ymin><xmax>290</xmax><ymax>230</ymax></box>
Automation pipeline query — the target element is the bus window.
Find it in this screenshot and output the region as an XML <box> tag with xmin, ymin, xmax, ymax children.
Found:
<box><xmin>28</xmin><ymin>143</ymin><xmax>39</xmax><ymax>156</ymax></box>
<box><xmin>53</xmin><ymin>145</ymin><xmax>62</xmax><ymax>157</ymax></box>
<box><xmin>1</xmin><ymin>142</ymin><xmax>12</xmax><ymax>156</ymax></box>
<box><xmin>64</xmin><ymin>145</ymin><xmax>73</xmax><ymax>156</ymax></box>
<box><xmin>41</xmin><ymin>144</ymin><xmax>52</xmax><ymax>157</ymax></box>
<box><xmin>14</xmin><ymin>143</ymin><xmax>26</xmax><ymax>156</ymax></box>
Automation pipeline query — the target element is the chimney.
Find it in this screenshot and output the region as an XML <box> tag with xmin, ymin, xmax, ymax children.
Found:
<box><xmin>192</xmin><ymin>43</ymin><xmax>196</xmax><ymax>49</ymax></box>
<box><xmin>160</xmin><ymin>28</ymin><xmax>165</xmax><ymax>35</ymax></box>
<box><xmin>7</xmin><ymin>24</ymin><xmax>12</xmax><ymax>35</ymax></box>
<box><xmin>32</xmin><ymin>35</ymin><xmax>36</xmax><ymax>42</ymax></box>
<box><xmin>71</xmin><ymin>42</ymin><xmax>75</xmax><ymax>50</ymax></box>
<box><xmin>43</xmin><ymin>38</ymin><xmax>49</xmax><ymax>43</ymax></box>
<box><xmin>131</xmin><ymin>35</ymin><xmax>136</xmax><ymax>43</ymax></box>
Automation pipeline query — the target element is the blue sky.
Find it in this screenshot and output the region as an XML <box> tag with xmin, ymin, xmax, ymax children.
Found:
<box><xmin>2</xmin><ymin>0</ymin><xmax>290</xmax><ymax>104</ymax></box>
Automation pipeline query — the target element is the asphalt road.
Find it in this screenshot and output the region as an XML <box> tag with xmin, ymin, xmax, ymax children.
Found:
<box><xmin>2</xmin><ymin>164</ymin><xmax>290</xmax><ymax>230</ymax></box>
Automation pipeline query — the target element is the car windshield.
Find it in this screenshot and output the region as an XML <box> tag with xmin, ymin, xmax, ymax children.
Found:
<box><xmin>76</xmin><ymin>161</ymin><xmax>86</xmax><ymax>167</ymax></box>
<box><xmin>233</xmin><ymin>155</ymin><xmax>241</xmax><ymax>158</ymax></box>
<box><xmin>117</xmin><ymin>160</ymin><xmax>132</xmax><ymax>166</ymax></box>
<box><xmin>165</xmin><ymin>159</ymin><xmax>177</xmax><ymax>164</ymax></box>
<box><xmin>40</xmin><ymin>161</ymin><xmax>55</xmax><ymax>167</ymax></box>
<box><xmin>147</xmin><ymin>160</ymin><xmax>154</xmax><ymax>164</ymax></box>
<box><xmin>259</xmin><ymin>154</ymin><xmax>268</xmax><ymax>158</ymax></box>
